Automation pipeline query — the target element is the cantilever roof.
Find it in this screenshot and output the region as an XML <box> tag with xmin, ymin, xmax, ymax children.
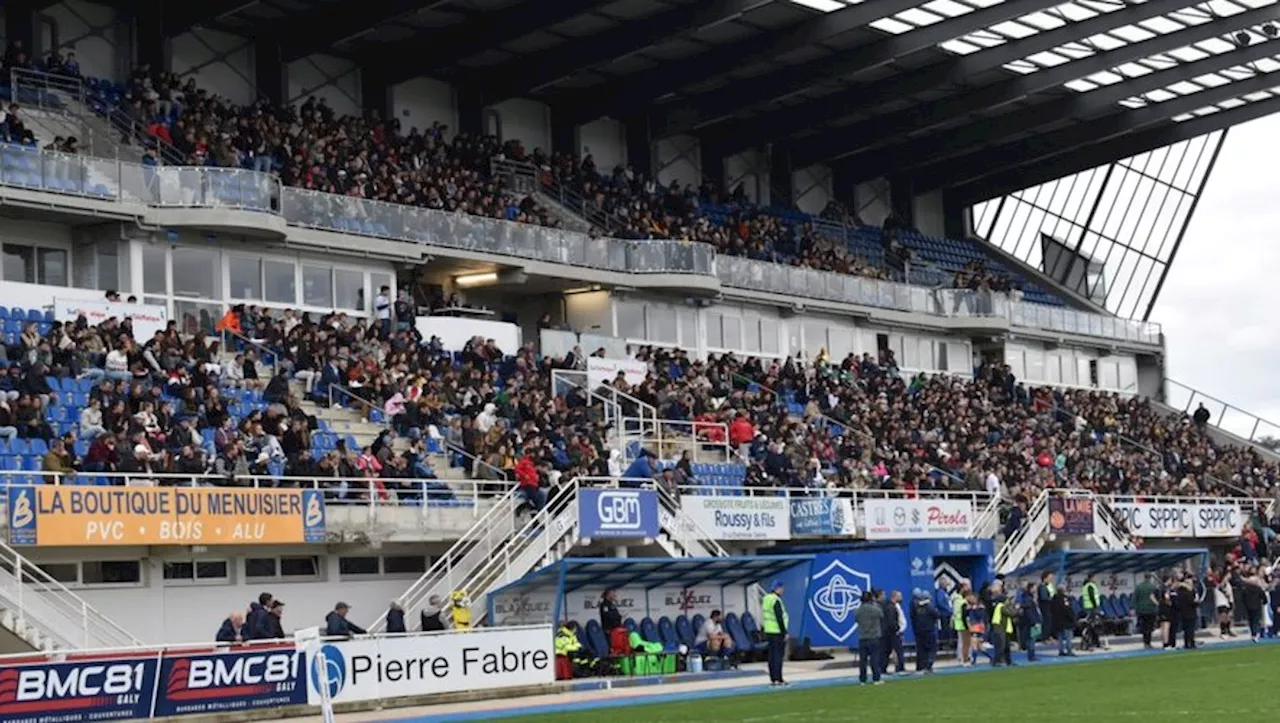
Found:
<box><xmin>488</xmin><ymin>555</ymin><xmax>814</xmax><ymax>598</ymax></box>
<box><xmin>1004</xmin><ymin>548</ymin><xmax>1209</xmax><ymax>578</ymax></box>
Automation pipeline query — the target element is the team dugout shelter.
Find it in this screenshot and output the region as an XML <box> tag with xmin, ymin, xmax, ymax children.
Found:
<box><xmin>488</xmin><ymin>556</ymin><xmax>813</xmax><ymax>660</ymax></box>
<box><xmin>1005</xmin><ymin>548</ymin><xmax>1208</xmax><ymax>622</ymax></box>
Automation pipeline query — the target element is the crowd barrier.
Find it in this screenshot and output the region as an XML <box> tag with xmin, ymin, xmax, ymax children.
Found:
<box><xmin>0</xmin><ymin>626</ymin><xmax>554</xmax><ymax>723</ymax></box>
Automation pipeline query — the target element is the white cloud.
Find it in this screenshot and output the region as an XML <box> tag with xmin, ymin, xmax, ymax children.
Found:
<box><xmin>1154</xmin><ymin>113</ymin><xmax>1280</xmax><ymax>434</ymax></box>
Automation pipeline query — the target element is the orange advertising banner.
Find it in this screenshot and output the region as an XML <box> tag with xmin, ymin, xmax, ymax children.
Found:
<box><xmin>7</xmin><ymin>486</ymin><xmax>327</xmax><ymax>546</ymax></box>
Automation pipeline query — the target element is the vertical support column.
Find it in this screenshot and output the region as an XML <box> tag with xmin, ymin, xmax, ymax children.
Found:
<box><xmin>942</xmin><ymin>189</ymin><xmax>969</xmax><ymax>241</ymax></box>
<box><xmin>457</xmin><ymin>86</ymin><xmax>484</xmax><ymax>137</ymax></box>
<box><xmin>5</xmin><ymin>0</ymin><xmax>36</xmax><ymax>64</ymax></box>
<box><xmin>133</xmin><ymin>0</ymin><xmax>166</xmax><ymax>73</ymax></box>
<box><xmin>831</xmin><ymin>164</ymin><xmax>856</xmax><ymax>210</ymax></box>
<box><xmin>701</xmin><ymin>143</ymin><xmax>726</xmax><ymax>192</ymax></box>
<box><xmin>361</xmin><ymin>66</ymin><xmax>391</xmax><ymax>121</ymax></box>
<box><xmin>623</xmin><ymin>113</ymin><xmax>652</xmax><ymax>176</ymax></box>
<box><xmin>890</xmin><ymin>175</ymin><xmax>915</xmax><ymax>227</ymax></box>
<box><xmin>769</xmin><ymin>144</ymin><xmax>793</xmax><ymax>210</ymax></box>
<box><xmin>254</xmin><ymin>34</ymin><xmax>286</xmax><ymax>106</ymax></box>
<box><xmin>550</xmin><ymin>106</ymin><xmax>577</xmax><ymax>157</ymax></box>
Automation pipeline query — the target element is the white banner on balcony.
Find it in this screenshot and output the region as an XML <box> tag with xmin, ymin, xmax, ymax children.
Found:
<box><xmin>679</xmin><ymin>497</ymin><xmax>791</xmax><ymax>540</ymax></box>
<box><xmin>586</xmin><ymin>356</ymin><xmax>648</xmax><ymax>389</ymax></box>
<box><xmin>863</xmin><ymin>499</ymin><xmax>974</xmax><ymax>539</ymax></box>
<box><xmin>54</xmin><ymin>297</ymin><xmax>167</xmax><ymax>340</ymax></box>
<box><xmin>1110</xmin><ymin>502</ymin><xmax>1243</xmax><ymax>538</ymax></box>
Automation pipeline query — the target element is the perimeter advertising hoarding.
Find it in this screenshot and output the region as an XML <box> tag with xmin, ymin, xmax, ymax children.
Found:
<box><xmin>7</xmin><ymin>487</ymin><xmax>326</xmax><ymax>546</ymax></box>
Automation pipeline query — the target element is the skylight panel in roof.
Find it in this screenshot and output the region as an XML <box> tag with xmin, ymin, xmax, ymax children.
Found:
<box><xmin>870</xmin><ymin>16</ymin><xmax>917</xmax><ymax>34</ymax></box>
<box><xmin>1066</xmin><ymin>78</ymin><xmax>1098</xmax><ymax>91</ymax></box>
<box><xmin>989</xmin><ymin>19</ymin><xmax>1040</xmax><ymax>38</ymax></box>
<box><xmin>940</xmin><ymin>38</ymin><xmax>985</xmax><ymax>54</ymax></box>
<box><xmin>1167</xmin><ymin>47</ymin><xmax>1209</xmax><ymax>62</ymax></box>
<box><xmin>788</xmin><ymin>0</ymin><xmax>847</xmax><ymax>12</ymax></box>
<box><xmin>924</xmin><ymin>0</ymin><xmax>975</xmax><ymax>17</ymax></box>
<box><xmin>897</xmin><ymin>7</ymin><xmax>948</xmax><ymax>26</ymax></box>
<box><xmin>1166</xmin><ymin>80</ymin><xmax>1205</xmax><ymax>95</ymax></box>
<box><xmin>1024</xmin><ymin>50</ymin><xmax>1075</xmax><ymax>67</ymax></box>
<box><xmin>1191</xmin><ymin>73</ymin><xmax>1232</xmax><ymax>88</ymax></box>
<box><xmin>1110</xmin><ymin>24</ymin><xmax>1157</xmax><ymax>43</ymax></box>
<box><xmin>1085</xmin><ymin>33</ymin><xmax>1129</xmax><ymax>51</ymax></box>
<box><xmin>1019</xmin><ymin>11</ymin><xmax>1067</xmax><ymax>31</ymax></box>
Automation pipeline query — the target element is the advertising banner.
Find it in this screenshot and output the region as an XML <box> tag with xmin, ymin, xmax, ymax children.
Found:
<box><xmin>1192</xmin><ymin>504</ymin><xmax>1244</xmax><ymax>538</ymax></box>
<box><xmin>0</xmin><ymin>653</ymin><xmax>159</xmax><ymax>723</ymax></box>
<box><xmin>681</xmin><ymin>497</ymin><xmax>791</xmax><ymax>540</ymax></box>
<box><xmin>8</xmin><ymin>487</ymin><xmax>327</xmax><ymax>546</ymax></box>
<box><xmin>586</xmin><ymin>357</ymin><xmax>648</xmax><ymax>389</ymax></box>
<box><xmin>54</xmin><ymin>297</ymin><xmax>167</xmax><ymax>341</ymax></box>
<box><xmin>863</xmin><ymin>499</ymin><xmax>973</xmax><ymax>540</ymax></box>
<box><xmin>153</xmin><ymin>646</ymin><xmax>305</xmax><ymax>717</ymax></box>
<box><xmin>1048</xmin><ymin>497</ymin><xmax>1095</xmax><ymax>535</ymax></box>
<box><xmin>306</xmin><ymin>626</ymin><xmax>554</xmax><ymax>706</ymax></box>
<box><xmin>577</xmin><ymin>488</ymin><xmax>659</xmax><ymax>539</ymax></box>
<box><xmin>490</xmin><ymin>584</ymin><xmax>753</xmax><ymax>626</ymax></box>
<box><xmin>789</xmin><ymin>497</ymin><xmax>856</xmax><ymax>537</ymax></box>
<box><xmin>1108</xmin><ymin>501</ymin><xmax>1246</xmax><ymax>539</ymax></box>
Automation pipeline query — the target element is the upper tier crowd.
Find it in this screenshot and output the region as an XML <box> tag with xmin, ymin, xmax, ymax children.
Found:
<box><xmin>3</xmin><ymin>300</ymin><xmax>1277</xmax><ymax>524</ymax></box>
<box><xmin>8</xmin><ymin>52</ymin><xmax>1026</xmax><ymax>295</ymax></box>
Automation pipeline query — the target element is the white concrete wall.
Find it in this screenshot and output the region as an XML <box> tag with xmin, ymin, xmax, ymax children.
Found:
<box><xmin>564</xmin><ymin>290</ymin><xmax>613</xmax><ymax>335</ymax></box>
<box><xmin>1005</xmin><ymin>340</ymin><xmax>1138</xmax><ymax>392</ymax></box>
<box><xmin>855</xmin><ymin>177</ymin><xmax>892</xmax><ymax>226</ymax></box>
<box><xmin>655</xmin><ymin>135</ymin><xmax>700</xmax><ymax>189</ymax></box>
<box><xmin>171</xmin><ymin>27</ymin><xmax>254</xmax><ymax>106</ymax></box>
<box><xmin>44</xmin><ymin>0</ymin><xmax>117</xmax><ymax>79</ymax></box>
<box><xmin>489</xmin><ymin>97</ymin><xmax>549</xmax><ymax>153</ymax></box>
<box><xmin>26</xmin><ymin>545</ymin><xmax>451</xmax><ymax>644</ymax></box>
<box><xmin>579</xmin><ymin>117</ymin><xmax>626</xmax><ymax>171</ymax></box>
<box><xmin>794</xmin><ymin>164</ymin><xmax>833</xmax><ymax>215</ymax></box>
<box><xmin>287</xmin><ymin>53</ymin><xmax>361</xmax><ymax>117</ymax></box>
<box><xmin>725</xmin><ymin>149</ymin><xmax>766</xmax><ymax>205</ymax></box>
<box><xmin>391</xmin><ymin>77</ymin><xmax>456</xmax><ymax>139</ymax></box>
<box><xmin>915</xmin><ymin>189</ymin><xmax>946</xmax><ymax>238</ymax></box>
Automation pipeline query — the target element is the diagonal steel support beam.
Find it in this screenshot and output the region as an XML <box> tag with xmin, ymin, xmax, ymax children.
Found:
<box><xmin>277</xmin><ymin>0</ymin><xmax>454</xmax><ymax>62</ymax></box>
<box><xmin>921</xmin><ymin>68</ymin><xmax>1280</xmax><ymax>194</ymax></box>
<box><xmin>841</xmin><ymin>39</ymin><xmax>1280</xmax><ymax>184</ymax></box>
<box><xmin>952</xmin><ymin>99</ymin><xmax>1261</xmax><ymax>205</ymax></box>
<box><xmin>792</xmin><ymin>2</ymin><xmax>1280</xmax><ymax>167</ymax></box>
<box><xmin>564</xmin><ymin>0</ymin><xmax>923</xmax><ymax>125</ymax></box>
<box><xmin>704</xmin><ymin>0</ymin><xmax>1194</xmax><ymax>155</ymax></box>
<box><xmin>654</xmin><ymin>0</ymin><xmax>1065</xmax><ymax>137</ymax></box>
<box><xmin>472</xmin><ymin>0</ymin><xmax>769</xmax><ymax>103</ymax></box>
<box><xmin>364</xmin><ymin>0</ymin><xmax>608</xmax><ymax>84</ymax></box>
<box><xmin>161</xmin><ymin>0</ymin><xmax>259</xmax><ymax>37</ymax></box>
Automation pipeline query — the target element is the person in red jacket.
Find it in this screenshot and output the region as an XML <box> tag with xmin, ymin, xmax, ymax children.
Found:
<box><xmin>514</xmin><ymin>454</ymin><xmax>543</xmax><ymax>511</ymax></box>
<box><xmin>729</xmin><ymin>412</ymin><xmax>755</xmax><ymax>459</ymax></box>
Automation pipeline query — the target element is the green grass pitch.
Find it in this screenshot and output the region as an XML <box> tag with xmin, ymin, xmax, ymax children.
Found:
<box><xmin>504</xmin><ymin>645</ymin><xmax>1277</xmax><ymax>722</ymax></box>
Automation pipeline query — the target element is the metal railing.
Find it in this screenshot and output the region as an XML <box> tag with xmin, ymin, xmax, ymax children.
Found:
<box><xmin>716</xmin><ymin>255</ymin><xmax>1163</xmax><ymax>345</ymax></box>
<box><xmin>10</xmin><ymin>67</ymin><xmax>185</xmax><ymax>165</ymax></box>
<box><xmin>219</xmin><ymin>328</ymin><xmax>279</xmax><ymax>372</ymax></box>
<box><xmin>0</xmin><ymin>534</ymin><xmax>142</xmax><ymax>650</ymax></box>
<box><xmin>0</xmin><ymin>473</ymin><xmax>508</xmax><ymax>509</ymax></box>
<box><xmin>654</xmin><ymin>483</ymin><xmax>732</xmax><ymax>559</ymax></box>
<box><xmin>444</xmin><ymin>440</ymin><xmax>510</xmax><ymax>481</ymax></box>
<box><xmin>0</xmin><ymin>143</ymin><xmax>1162</xmax><ymax>344</ymax></box>
<box><xmin>1163</xmin><ymin>378</ymin><xmax>1280</xmax><ymax>449</ymax></box>
<box><xmin>368</xmin><ymin>485</ymin><xmax>522</xmax><ymax>632</ymax></box>
<box><xmin>620</xmin><ymin>417</ymin><xmax>730</xmax><ymax>464</ymax></box>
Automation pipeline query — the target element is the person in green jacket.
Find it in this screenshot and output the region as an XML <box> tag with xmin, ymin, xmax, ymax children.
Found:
<box><xmin>1133</xmin><ymin>573</ymin><xmax>1160</xmax><ymax>649</ymax></box>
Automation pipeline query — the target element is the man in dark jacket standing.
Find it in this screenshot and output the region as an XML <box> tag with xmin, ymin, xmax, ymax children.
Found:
<box><xmin>247</xmin><ymin>592</ymin><xmax>272</xmax><ymax>637</ymax></box>
<box><xmin>1052</xmin><ymin>584</ymin><xmax>1076</xmax><ymax>657</ymax></box>
<box><xmin>880</xmin><ymin>590</ymin><xmax>906</xmax><ymax>676</ymax></box>
<box><xmin>324</xmin><ymin>602</ymin><xmax>367</xmax><ymax>638</ymax></box>
<box><xmin>1175</xmin><ymin>576</ymin><xmax>1199</xmax><ymax>649</ymax></box>
<box><xmin>1037</xmin><ymin>572</ymin><xmax>1055</xmax><ymax>642</ymax></box>
<box><xmin>911</xmin><ymin>591</ymin><xmax>940</xmax><ymax>674</ymax></box>
<box><xmin>386</xmin><ymin>601</ymin><xmax>407</xmax><ymax>633</ymax></box>
<box><xmin>1240</xmin><ymin>575</ymin><xmax>1267</xmax><ymax>641</ymax></box>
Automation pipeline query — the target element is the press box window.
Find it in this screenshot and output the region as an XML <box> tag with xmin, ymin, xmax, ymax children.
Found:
<box><xmin>163</xmin><ymin>560</ymin><xmax>230</xmax><ymax>582</ymax></box>
<box><xmin>383</xmin><ymin>556</ymin><xmax>427</xmax><ymax>575</ymax></box>
<box><xmin>35</xmin><ymin>562</ymin><xmax>78</xmax><ymax>584</ymax></box>
<box><xmin>81</xmin><ymin>560</ymin><xmax>142</xmax><ymax>585</ymax></box>
<box><xmin>338</xmin><ymin>556</ymin><xmax>379</xmax><ymax>576</ymax></box>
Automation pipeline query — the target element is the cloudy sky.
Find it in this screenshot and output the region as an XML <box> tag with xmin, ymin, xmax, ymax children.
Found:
<box><xmin>1153</xmin><ymin>114</ymin><xmax>1280</xmax><ymax>440</ymax></box>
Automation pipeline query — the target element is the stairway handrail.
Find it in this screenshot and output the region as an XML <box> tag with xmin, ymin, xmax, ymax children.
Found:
<box><xmin>368</xmin><ymin>485</ymin><xmax>520</xmax><ymax>631</ymax></box>
<box><xmin>0</xmin><ymin>537</ymin><xmax>142</xmax><ymax>649</ymax></box>
<box><xmin>1165</xmin><ymin>377</ymin><xmax>1280</xmax><ymax>445</ymax></box>
<box><xmin>652</xmin><ymin>483</ymin><xmax>731</xmax><ymax>558</ymax></box>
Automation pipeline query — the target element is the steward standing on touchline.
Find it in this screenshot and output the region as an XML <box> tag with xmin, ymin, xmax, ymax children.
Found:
<box><xmin>761</xmin><ymin>580</ymin><xmax>790</xmax><ymax>687</ymax></box>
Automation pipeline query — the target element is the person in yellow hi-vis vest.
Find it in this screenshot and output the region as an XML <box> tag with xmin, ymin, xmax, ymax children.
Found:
<box><xmin>761</xmin><ymin>579</ymin><xmax>789</xmax><ymax>686</ymax></box>
<box><xmin>451</xmin><ymin>590</ymin><xmax>472</xmax><ymax>630</ymax></box>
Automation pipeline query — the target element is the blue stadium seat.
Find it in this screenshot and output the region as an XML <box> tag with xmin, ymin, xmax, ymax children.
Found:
<box><xmin>675</xmin><ymin>615</ymin><xmax>695</xmax><ymax>649</ymax></box>
<box><xmin>657</xmin><ymin>616</ymin><xmax>679</xmax><ymax>651</ymax></box>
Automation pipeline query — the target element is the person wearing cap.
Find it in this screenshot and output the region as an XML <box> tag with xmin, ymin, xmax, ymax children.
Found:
<box><xmin>760</xmin><ymin>579</ymin><xmax>789</xmax><ymax>686</ymax></box>
<box><xmin>324</xmin><ymin>602</ymin><xmax>367</xmax><ymax>638</ymax></box>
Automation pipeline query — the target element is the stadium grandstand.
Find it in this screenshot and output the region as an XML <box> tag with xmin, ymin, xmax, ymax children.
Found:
<box><xmin>0</xmin><ymin>0</ymin><xmax>1275</xmax><ymax>720</ymax></box>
